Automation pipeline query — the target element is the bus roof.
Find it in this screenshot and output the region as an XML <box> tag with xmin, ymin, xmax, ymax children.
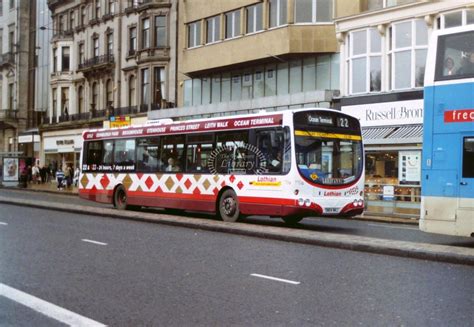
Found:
<box><xmin>82</xmin><ymin>107</ymin><xmax>345</xmax><ymax>141</ymax></box>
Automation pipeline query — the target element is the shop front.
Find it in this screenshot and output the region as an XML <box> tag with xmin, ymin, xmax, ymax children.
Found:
<box><xmin>41</xmin><ymin>129</ymin><xmax>84</xmax><ymax>172</ymax></box>
<box><xmin>341</xmin><ymin>95</ymin><xmax>423</xmax><ymax>217</ymax></box>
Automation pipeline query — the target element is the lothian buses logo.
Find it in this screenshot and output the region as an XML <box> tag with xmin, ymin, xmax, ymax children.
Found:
<box><xmin>208</xmin><ymin>143</ymin><xmax>268</xmax><ymax>175</ymax></box>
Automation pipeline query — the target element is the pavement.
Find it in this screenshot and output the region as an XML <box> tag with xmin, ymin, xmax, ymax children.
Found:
<box><xmin>6</xmin><ymin>181</ymin><xmax>420</xmax><ymax>225</ymax></box>
<box><xmin>0</xmin><ymin>181</ymin><xmax>473</xmax><ymax>266</ymax></box>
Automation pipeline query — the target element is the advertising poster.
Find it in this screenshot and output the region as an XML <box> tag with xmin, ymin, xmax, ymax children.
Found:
<box><xmin>3</xmin><ymin>157</ymin><xmax>19</xmax><ymax>182</ymax></box>
<box><xmin>399</xmin><ymin>151</ymin><xmax>421</xmax><ymax>184</ymax></box>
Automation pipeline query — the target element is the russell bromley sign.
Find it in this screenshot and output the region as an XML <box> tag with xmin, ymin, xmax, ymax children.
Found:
<box><xmin>341</xmin><ymin>100</ymin><xmax>423</xmax><ymax>127</ymax></box>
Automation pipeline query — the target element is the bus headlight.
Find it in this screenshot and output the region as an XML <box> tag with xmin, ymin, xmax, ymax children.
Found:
<box><xmin>298</xmin><ymin>198</ymin><xmax>304</xmax><ymax>206</ymax></box>
<box><xmin>357</xmin><ymin>199</ymin><xmax>364</xmax><ymax>207</ymax></box>
<box><xmin>304</xmin><ymin>199</ymin><xmax>311</xmax><ymax>207</ymax></box>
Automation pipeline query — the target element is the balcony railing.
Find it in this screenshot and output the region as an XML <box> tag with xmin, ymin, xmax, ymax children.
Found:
<box><xmin>0</xmin><ymin>52</ymin><xmax>15</xmax><ymax>67</ymax></box>
<box><xmin>78</xmin><ymin>54</ymin><xmax>114</xmax><ymax>70</ymax></box>
<box><xmin>0</xmin><ymin>109</ymin><xmax>17</xmax><ymax>120</ymax></box>
<box><xmin>53</xmin><ymin>30</ymin><xmax>74</xmax><ymax>39</ymax></box>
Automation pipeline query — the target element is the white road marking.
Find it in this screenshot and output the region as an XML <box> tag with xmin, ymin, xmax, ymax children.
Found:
<box><xmin>0</xmin><ymin>222</ymin><xmax>7</xmax><ymax>226</ymax></box>
<box><xmin>251</xmin><ymin>273</ymin><xmax>300</xmax><ymax>285</ymax></box>
<box><xmin>0</xmin><ymin>283</ymin><xmax>106</xmax><ymax>326</ymax></box>
<box><xmin>367</xmin><ymin>223</ymin><xmax>418</xmax><ymax>230</ymax></box>
<box><xmin>81</xmin><ymin>239</ymin><xmax>107</xmax><ymax>246</ymax></box>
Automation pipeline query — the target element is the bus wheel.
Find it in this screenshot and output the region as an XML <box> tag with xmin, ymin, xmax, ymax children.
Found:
<box><xmin>114</xmin><ymin>185</ymin><xmax>128</xmax><ymax>210</ymax></box>
<box><xmin>218</xmin><ymin>189</ymin><xmax>240</xmax><ymax>222</ymax></box>
<box><xmin>282</xmin><ymin>216</ymin><xmax>304</xmax><ymax>225</ymax></box>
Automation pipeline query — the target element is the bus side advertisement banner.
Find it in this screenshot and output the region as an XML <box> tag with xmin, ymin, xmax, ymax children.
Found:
<box><xmin>444</xmin><ymin>109</ymin><xmax>474</xmax><ymax>123</ymax></box>
<box><xmin>84</xmin><ymin>114</ymin><xmax>283</xmax><ymax>140</ymax></box>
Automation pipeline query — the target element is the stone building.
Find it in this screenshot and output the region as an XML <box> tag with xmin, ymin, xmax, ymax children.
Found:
<box><xmin>148</xmin><ymin>0</ymin><xmax>359</xmax><ymax>122</ymax></box>
<box><xmin>334</xmin><ymin>0</ymin><xmax>474</xmax><ymax>216</ymax></box>
<box><xmin>0</xmin><ymin>0</ymin><xmax>38</xmax><ymax>156</ymax></box>
<box><xmin>42</xmin><ymin>0</ymin><xmax>177</xmax><ymax>168</ymax></box>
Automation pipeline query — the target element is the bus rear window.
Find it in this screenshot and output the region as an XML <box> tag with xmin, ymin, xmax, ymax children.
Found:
<box><xmin>435</xmin><ymin>31</ymin><xmax>474</xmax><ymax>80</ymax></box>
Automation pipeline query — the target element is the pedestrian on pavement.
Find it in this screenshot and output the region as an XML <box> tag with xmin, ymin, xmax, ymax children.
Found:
<box><xmin>32</xmin><ymin>164</ymin><xmax>40</xmax><ymax>184</ymax></box>
<box><xmin>65</xmin><ymin>164</ymin><xmax>73</xmax><ymax>188</ymax></box>
<box><xmin>56</xmin><ymin>168</ymin><xmax>65</xmax><ymax>190</ymax></box>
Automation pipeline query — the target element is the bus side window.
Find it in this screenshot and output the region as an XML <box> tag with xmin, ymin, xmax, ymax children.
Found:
<box><xmin>161</xmin><ymin>135</ymin><xmax>185</xmax><ymax>172</ymax></box>
<box><xmin>137</xmin><ymin>137</ymin><xmax>162</xmax><ymax>172</ymax></box>
<box><xmin>186</xmin><ymin>133</ymin><xmax>214</xmax><ymax>173</ymax></box>
<box><xmin>463</xmin><ymin>137</ymin><xmax>474</xmax><ymax>178</ymax></box>
<box><xmin>114</xmin><ymin>139</ymin><xmax>136</xmax><ymax>167</ymax></box>
<box><xmin>85</xmin><ymin>141</ymin><xmax>103</xmax><ymax>169</ymax></box>
<box><xmin>215</xmin><ymin>131</ymin><xmax>250</xmax><ymax>174</ymax></box>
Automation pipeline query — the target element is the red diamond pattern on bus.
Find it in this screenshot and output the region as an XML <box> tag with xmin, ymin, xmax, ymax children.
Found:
<box><xmin>145</xmin><ymin>176</ymin><xmax>154</xmax><ymax>190</ymax></box>
<box><xmin>176</xmin><ymin>173</ymin><xmax>183</xmax><ymax>181</ymax></box>
<box><xmin>184</xmin><ymin>178</ymin><xmax>192</xmax><ymax>190</ymax></box>
<box><xmin>213</xmin><ymin>187</ymin><xmax>219</xmax><ymax>195</ymax></box>
<box><xmin>229</xmin><ymin>175</ymin><xmax>235</xmax><ymax>183</ymax></box>
<box><xmin>193</xmin><ymin>187</ymin><xmax>201</xmax><ymax>195</ymax></box>
<box><xmin>100</xmin><ymin>175</ymin><xmax>109</xmax><ymax>189</ymax></box>
<box><xmin>237</xmin><ymin>181</ymin><xmax>244</xmax><ymax>190</ymax></box>
<box><xmin>221</xmin><ymin>181</ymin><xmax>226</xmax><ymax>188</ymax></box>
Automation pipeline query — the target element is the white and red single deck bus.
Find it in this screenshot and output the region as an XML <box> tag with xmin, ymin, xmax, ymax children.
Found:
<box><xmin>79</xmin><ymin>108</ymin><xmax>365</xmax><ymax>224</ymax></box>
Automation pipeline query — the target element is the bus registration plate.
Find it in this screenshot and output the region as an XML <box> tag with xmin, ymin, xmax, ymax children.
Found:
<box><xmin>324</xmin><ymin>207</ymin><xmax>339</xmax><ymax>213</ymax></box>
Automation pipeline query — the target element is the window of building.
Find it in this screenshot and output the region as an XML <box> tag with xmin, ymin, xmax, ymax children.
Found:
<box><xmin>92</xmin><ymin>82</ymin><xmax>98</xmax><ymax>110</ymax></box>
<box><xmin>9</xmin><ymin>0</ymin><xmax>14</xmax><ymax>10</ymax></box>
<box><xmin>269</xmin><ymin>0</ymin><xmax>287</xmax><ymax>28</ymax></box>
<box><xmin>59</xmin><ymin>15</ymin><xmax>65</xmax><ymax>32</ymax></box>
<box><xmin>247</xmin><ymin>3</ymin><xmax>263</xmax><ymax>34</ymax></box>
<box><xmin>155</xmin><ymin>15</ymin><xmax>167</xmax><ymax>47</ymax></box>
<box><xmin>184</xmin><ymin>79</ymin><xmax>192</xmax><ymax>106</ymax></box>
<box><xmin>106</xmin><ymin>32</ymin><xmax>113</xmax><ymax>56</ymax></box>
<box><xmin>225</xmin><ymin>10</ymin><xmax>241</xmax><ymax>39</ymax></box>
<box><xmin>93</xmin><ymin>36</ymin><xmax>99</xmax><ymax>57</ymax></box>
<box><xmin>142</xmin><ymin>18</ymin><xmax>150</xmax><ymax>49</ymax></box>
<box><xmin>69</xmin><ymin>10</ymin><xmax>75</xmax><ymax>30</ymax></box>
<box><xmin>108</xmin><ymin>0</ymin><xmax>115</xmax><ymax>15</ymax></box>
<box><xmin>202</xmin><ymin>77</ymin><xmax>211</xmax><ymax>104</ymax></box>
<box><xmin>95</xmin><ymin>0</ymin><xmax>101</xmax><ymax>18</ymax></box>
<box><xmin>8</xmin><ymin>83</ymin><xmax>14</xmax><ymax>110</ymax></box>
<box><xmin>206</xmin><ymin>15</ymin><xmax>220</xmax><ymax>44</ymax></box>
<box><xmin>221</xmin><ymin>73</ymin><xmax>231</xmax><ymax>102</ymax></box>
<box><xmin>289</xmin><ymin>59</ymin><xmax>302</xmax><ymax>93</ymax></box>
<box><xmin>81</xmin><ymin>6</ymin><xmax>87</xmax><ymax>26</ymax></box>
<box><xmin>348</xmin><ymin>28</ymin><xmax>381</xmax><ymax>94</ymax></box>
<box><xmin>154</xmin><ymin>67</ymin><xmax>165</xmax><ymax>105</ymax></box>
<box><xmin>265</xmin><ymin>65</ymin><xmax>276</xmax><ymax>96</ymax></box>
<box><xmin>277</xmin><ymin>62</ymin><xmax>289</xmax><ymax>95</ymax></box>
<box><xmin>61</xmin><ymin>87</ymin><xmax>69</xmax><ymax>116</ymax></box>
<box><xmin>52</xmin><ymin>88</ymin><xmax>57</xmax><ymax>116</ymax></box>
<box><xmin>78</xmin><ymin>43</ymin><xmax>84</xmax><ymax>65</ymax></box>
<box><xmin>53</xmin><ymin>48</ymin><xmax>57</xmax><ymax>72</ymax></box>
<box><xmin>0</xmin><ymin>2</ymin><xmax>3</xmax><ymax>16</ymax></box>
<box><xmin>463</xmin><ymin>137</ymin><xmax>474</xmax><ymax>178</ymax></box>
<box><xmin>141</xmin><ymin>68</ymin><xmax>150</xmax><ymax>105</ymax></box>
<box><xmin>440</xmin><ymin>9</ymin><xmax>474</xmax><ymax>29</ymax></box>
<box><xmin>78</xmin><ymin>86</ymin><xmax>84</xmax><ymax>113</ymax></box>
<box><xmin>8</xmin><ymin>30</ymin><xmax>14</xmax><ymax>52</ymax></box>
<box><xmin>389</xmin><ymin>19</ymin><xmax>428</xmax><ymax>90</ymax></box>
<box><xmin>242</xmin><ymin>72</ymin><xmax>252</xmax><ymax>100</ymax></box>
<box><xmin>192</xmin><ymin>78</ymin><xmax>202</xmax><ymax>105</ymax></box>
<box><xmin>129</xmin><ymin>75</ymin><xmax>136</xmax><ymax>106</ymax></box>
<box><xmin>0</xmin><ymin>31</ymin><xmax>2</xmax><ymax>54</ymax></box>
<box><xmin>231</xmin><ymin>74</ymin><xmax>241</xmax><ymax>100</ymax></box>
<box><xmin>129</xmin><ymin>26</ymin><xmax>137</xmax><ymax>55</ymax></box>
<box><xmin>211</xmin><ymin>75</ymin><xmax>221</xmax><ymax>103</ymax></box>
<box><xmin>106</xmin><ymin>79</ymin><xmax>113</xmax><ymax>107</ymax></box>
<box><xmin>295</xmin><ymin>0</ymin><xmax>333</xmax><ymax>23</ymax></box>
<box><xmin>62</xmin><ymin>47</ymin><xmax>70</xmax><ymax>71</ymax></box>
<box><xmin>253</xmin><ymin>68</ymin><xmax>264</xmax><ymax>98</ymax></box>
<box><xmin>188</xmin><ymin>21</ymin><xmax>201</xmax><ymax>48</ymax></box>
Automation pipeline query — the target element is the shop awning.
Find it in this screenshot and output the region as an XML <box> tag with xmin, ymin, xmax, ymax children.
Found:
<box><xmin>362</xmin><ymin>124</ymin><xmax>423</xmax><ymax>145</ymax></box>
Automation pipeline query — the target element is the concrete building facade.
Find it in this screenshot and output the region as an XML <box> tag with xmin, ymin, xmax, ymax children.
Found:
<box><xmin>42</xmin><ymin>0</ymin><xmax>177</xmax><ymax>169</ymax></box>
<box><xmin>334</xmin><ymin>0</ymin><xmax>474</xmax><ymax>216</ymax></box>
<box><xmin>148</xmin><ymin>0</ymin><xmax>360</xmax><ymax>122</ymax></box>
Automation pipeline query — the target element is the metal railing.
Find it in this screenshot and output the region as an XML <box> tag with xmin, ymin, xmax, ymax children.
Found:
<box><xmin>78</xmin><ymin>54</ymin><xmax>114</xmax><ymax>70</ymax></box>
